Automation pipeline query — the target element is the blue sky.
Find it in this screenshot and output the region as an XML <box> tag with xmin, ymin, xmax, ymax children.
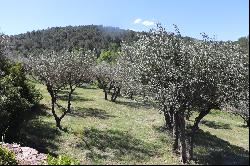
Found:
<box><xmin>0</xmin><ymin>0</ymin><xmax>248</xmax><ymax>41</ymax></box>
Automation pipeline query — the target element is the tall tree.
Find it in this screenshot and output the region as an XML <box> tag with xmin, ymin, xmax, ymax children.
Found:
<box><xmin>119</xmin><ymin>24</ymin><xmax>249</xmax><ymax>163</ymax></box>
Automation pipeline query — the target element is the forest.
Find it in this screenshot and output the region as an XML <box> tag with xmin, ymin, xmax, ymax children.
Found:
<box><xmin>0</xmin><ymin>24</ymin><xmax>249</xmax><ymax>165</ymax></box>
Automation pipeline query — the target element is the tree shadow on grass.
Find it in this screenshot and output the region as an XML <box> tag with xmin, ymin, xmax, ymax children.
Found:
<box><xmin>57</xmin><ymin>94</ymin><xmax>94</xmax><ymax>102</ymax></box>
<box><xmin>153</xmin><ymin>124</ymin><xmax>249</xmax><ymax>165</ymax></box>
<box><xmin>76</xmin><ymin>128</ymin><xmax>160</xmax><ymax>162</ymax></box>
<box><xmin>18</xmin><ymin>104</ymin><xmax>61</xmax><ymax>156</ymax></box>
<box><xmin>201</xmin><ymin>120</ymin><xmax>232</xmax><ymax>130</ymax></box>
<box><xmin>58</xmin><ymin>89</ymin><xmax>94</xmax><ymax>101</ymax></box>
<box><xmin>68</xmin><ymin>107</ymin><xmax>116</xmax><ymax>119</ymax></box>
<box><xmin>26</xmin><ymin>104</ymin><xmax>51</xmax><ymax>118</ymax></box>
<box><xmin>194</xmin><ymin>129</ymin><xmax>249</xmax><ymax>165</ymax></box>
<box><xmin>19</xmin><ymin>121</ymin><xmax>61</xmax><ymax>156</ymax></box>
<box><xmin>238</xmin><ymin>124</ymin><xmax>249</xmax><ymax>128</ymax></box>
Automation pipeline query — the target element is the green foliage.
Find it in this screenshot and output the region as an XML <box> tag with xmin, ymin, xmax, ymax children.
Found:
<box><xmin>8</xmin><ymin>25</ymin><xmax>139</xmax><ymax>57</ymax></box>
<box><xmin>235</xmin><ymin>36</ymin><xmax>249</xmax><ymax>54</ymax></box>
<box><xmin>46</xmin><ymin>154</ymin><xmax>80</xmax><ymax>165</ymax></box>
<box><xmin>89</xmin><ymin>80</ymin><xmax>99</xmax><ymax>89</ymax></box>
<box><xmin>22</xmin><ymin>49</ymin><xmax>95</xmax><ymax>129</ymax></box>
<box><xmin>118</xmin><ymin>24</ymin><xmax>249</xmax><ymax>163</ymax></box>
<box><xmin>0</xmin><ymin>57</ymin><xmax>42</xmax><ymax>141</ymax></box>
<box><xmin>97</xmin><ymin>48</ymin><xmax>120</xmax><ymax>64</ymax></box>
<box><xmin>0</xmin><ymin>146</ymin><xmax>18</xmax><ymax>165</ymax></box>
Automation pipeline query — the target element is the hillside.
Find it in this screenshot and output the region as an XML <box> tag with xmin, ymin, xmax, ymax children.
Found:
<box><xmin>7</xmin><ymin>25</ymin><xmax>139</xmax><ymax>57</ymax></box>
<box><xmin>17</xmin><ymin>82</ymin><xmax>249</xmax><ymax>165</ymax></box>
<box><xmin>6</xmin><ymin>25</ymin><xmax>248</xmax><ymax>60</ymax></box>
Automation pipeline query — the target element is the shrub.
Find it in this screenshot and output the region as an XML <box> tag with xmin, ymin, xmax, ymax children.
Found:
<box><xmin>46</xmin><ymin>154</ymin><xmax>80</xmax><ymax>165</ymax></box>
<box><xmin>0</xmin><ymin>59</ymin><xmax>42</xmax><ymax>142</ymax></box>
<box><xmin>0</xmin><ymin>146</ymin><xmax>18</xmax><ymax>165</ymax></box>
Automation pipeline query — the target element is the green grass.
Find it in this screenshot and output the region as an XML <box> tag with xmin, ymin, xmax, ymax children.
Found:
<box><xmin>0</xmin><ymin>146</ymin><xmax>18</xmax><ymax>165</ymax></box>
<box><xmin>19</xmin><ymin>83</ymin><xmax>249</xmax><ymax>165</ymax></box>
<box><xmin>188</xmin><ymin>110</ymin><xmax>249</xmax><ymax>165</ymax></box>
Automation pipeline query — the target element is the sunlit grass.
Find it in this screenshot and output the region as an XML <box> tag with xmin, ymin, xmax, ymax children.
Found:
<box><xmin>20</xmin><ymin>82</ymin><xmax>249</xmax><ymax>165</ymax></box>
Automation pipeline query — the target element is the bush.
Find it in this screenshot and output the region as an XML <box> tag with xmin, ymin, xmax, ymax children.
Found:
<box><xmin>0</xmin><ymin>146</ymin><xmax>18</xmax><ymax>165</ymax></box>
<box><xmin>0</xmin><ymin>59</ymin><xmax>42</xmax><ymax>142</ymax></box>
<box><xmin>46</xmin><ymin>154</ymin><xmax>80</xmax><ymax>165</ymax></box>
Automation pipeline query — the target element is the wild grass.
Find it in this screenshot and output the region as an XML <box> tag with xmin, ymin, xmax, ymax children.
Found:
<box><xmin>19</xmin><ymin>82</ymin><xmax>249</xmax><ymax>165</ymax></box>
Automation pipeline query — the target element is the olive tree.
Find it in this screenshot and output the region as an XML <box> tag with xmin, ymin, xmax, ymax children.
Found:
<box><xmin>119</xmin><ymin>24</ymin><xmax>249</xmax><ymax>163</ymax></box>
<box><xmin>93</xmin><ymin>61</ymin><xmax>122</xmax><ymax>102</ymax></box>
<box><xmin>222</xmin><ymin>49</ymin><xmax>249</xmax><ymax>127</ymax></box>
<box><xmin>232</xmin><ymin>92</ymin><xmax>249</xmax><ymax>127</ymax></box>
<box><xmin>116</xmin><ymin>44</ymin><xmax>145</xmax><ymax>100</ymax></box>
<box><xmin>93</xmin><ymin>61</ymin><xmax>114</xmax><ymax>100</ymax></box>
<box><xmin>185</xmin><ymin>34</ymin><xmax>249</xmax><ymax>159</ymax></box>
<box><xmin>119</xmin><ymin>25</ymin><xmax>191</xmax><ymax>162</ymax></box>
<box><xmin>22</xmin><ymin>50</ymin><xmax>96</xmax><ymax>129</ymax></box>
<box><xmin>109</xmin><ymin>65</ymin><xmax>123</xmax><ymax>102</ymax></box>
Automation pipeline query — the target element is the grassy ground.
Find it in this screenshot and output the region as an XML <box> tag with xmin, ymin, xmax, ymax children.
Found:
<box><xmin>19</xmin><ymin>83</ymin><xmax>249</xmax><ymax>165</ymax></box>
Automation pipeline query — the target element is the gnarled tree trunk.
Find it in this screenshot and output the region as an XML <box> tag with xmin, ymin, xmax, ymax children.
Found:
<box><xmin>104</xmin><ymin>89</ymin><xmax>108</xmax><ymax>100</ymax></box>
<box><xmin>129</xmin><ymin>92</ymin><xmax>133</xmax><ymax>100</ymax></box>
<box><xmin>189</xmin><ymin>108</ymin><xmax>210</xmax><ymax>160</ymax></box>
<box><xmin>111</xmin><ymin>86</ymin><xmax>120</xmax><ymax>102</ymax></box>
<box><xmin>46</xmin><ymin>83</ymin><xmax>75</xmax><ymax>130</ymax></box>
<box><xmin>179</xmin><ymin>111</ymin><xmax>188</xmax><ymax>163</ymax></box>
<box><xmin>163</xmin><ymin>105</ymin><xmax>174</xmax><ymax>130</ymax></box>
<box><xmin>172</xmin><ymin>112</ymin><xmax>179</xmax><ymax>153</ymax></box>
<box><xmin>46</xmin><ymin>84</ymin><xmax>62</xmax><ymax>129</ymax></box>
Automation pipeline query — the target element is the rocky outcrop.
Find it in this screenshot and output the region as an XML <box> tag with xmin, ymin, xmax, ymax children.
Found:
<box><xmin>0</xmin><ymin>142</ymin><xmax>47</xmax><ymax>165</ymax></box>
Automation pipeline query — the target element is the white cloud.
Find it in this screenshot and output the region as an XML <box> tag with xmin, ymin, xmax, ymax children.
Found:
<box><xmin>128</xmin><ymin>28</ymin><xmax>137</xmax><ymax>31</ymax></box>
<box><xmin>142</xmin><ymin>20</ymin><xmax>155</xmax><ymax>26</ymax></box>
<box><xmin>133</xmin><ymin>18</ymin><xmax>156</xmax><ymax>27</ymax></box>
<box><xmin>134</xmin><ymin>18</ymin><xmax>142</xmax><ymax>24</ymax></box>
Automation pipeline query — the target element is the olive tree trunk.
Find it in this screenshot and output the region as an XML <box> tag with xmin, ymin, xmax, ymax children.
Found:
<box><xmin>179</xmin><ymin>111</ymin><xmax>188</xmax><ymax>163</ymax></box>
